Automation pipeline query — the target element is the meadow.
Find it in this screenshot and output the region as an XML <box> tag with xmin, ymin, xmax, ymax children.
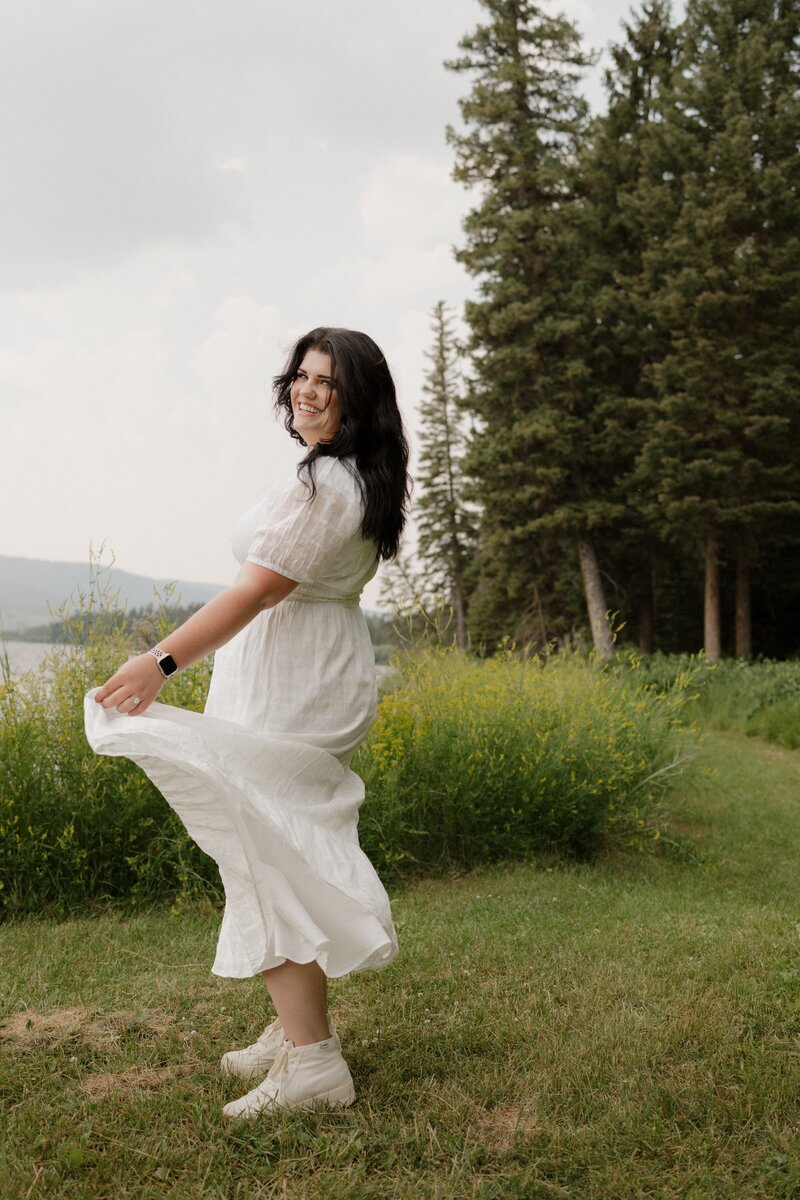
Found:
<box><xmin>1</xmin><ymin>728</ymin><xmax>798</xmax><ymax>1198</ymax></box>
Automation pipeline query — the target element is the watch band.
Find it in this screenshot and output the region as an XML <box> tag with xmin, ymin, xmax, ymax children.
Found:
<box><xmin>148</xmin><ymin>647</ymin><xmax>179</xmax><ymax>678</ymax></box>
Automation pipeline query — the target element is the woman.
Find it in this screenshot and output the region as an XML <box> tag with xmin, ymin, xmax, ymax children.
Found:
<box><xmin>84</xmin><ymin>327</ymin><xmax>409</xmax><ymax>1119</ymax></box>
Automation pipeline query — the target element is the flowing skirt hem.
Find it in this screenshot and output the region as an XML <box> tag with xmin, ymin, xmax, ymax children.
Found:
<box><xmin>84</xmin><ymin>692</ymin><xmax>399</xmax><ymax>981</ymax></box>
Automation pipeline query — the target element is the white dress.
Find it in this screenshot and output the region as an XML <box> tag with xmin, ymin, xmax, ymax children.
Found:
<box><xmin>84</xmin><ymin>455</ymin><xmax>398</xmax><ymax>979</ymax></box>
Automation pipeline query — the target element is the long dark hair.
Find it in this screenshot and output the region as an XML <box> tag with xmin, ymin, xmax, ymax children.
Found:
<box><xmin>273</xmin><ymin>327</ymin><xmax>410</xmax><ymax>561</ymax></box>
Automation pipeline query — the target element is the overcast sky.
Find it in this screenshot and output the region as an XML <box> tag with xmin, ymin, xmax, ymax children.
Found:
<box><xmin>1</xmin><ymin>0</ymin><xmax>685</xmax><ymax>608</ymax></box>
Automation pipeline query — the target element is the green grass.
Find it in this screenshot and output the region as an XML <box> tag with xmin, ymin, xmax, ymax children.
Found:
<box><xmin>2</xmin><ymin>730</ymin><xmax>799</xmax><ymax>1199</ymax></box>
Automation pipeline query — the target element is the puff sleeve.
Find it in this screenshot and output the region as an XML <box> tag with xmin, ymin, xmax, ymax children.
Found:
<box><xmin>245</xmin><ymin>474</ymin><xmax>363</xmax><ymax>585</ymax></box>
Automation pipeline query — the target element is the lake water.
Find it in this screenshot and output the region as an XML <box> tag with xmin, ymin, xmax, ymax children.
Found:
<box><xmin>2</xmin><ymin>639</ymin><xmax>394</xmax><ymax>685</ymax></box>
<box><xmin>2</xmin><ymin>640</ymin><xmax>62</xmax><ymax>677</ymax></box>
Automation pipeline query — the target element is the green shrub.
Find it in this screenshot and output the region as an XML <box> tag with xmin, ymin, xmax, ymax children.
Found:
<box><xmin>355</xmin><ymin>647</ymin><xmax>696</xmax><ymax>879</ymax></box>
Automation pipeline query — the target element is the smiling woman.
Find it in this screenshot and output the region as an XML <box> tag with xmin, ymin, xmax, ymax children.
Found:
<box><xmin>84</xmin><ymin>326</ymin><xmax>410</xmax><ymax>1120</ymax></box>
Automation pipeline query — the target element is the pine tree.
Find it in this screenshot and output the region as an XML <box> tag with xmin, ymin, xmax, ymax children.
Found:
<box><xmin>446</xmin><ymin>0</ymin><xmax>619</xmax><ymax>654</ymax></box>
<box><xmin>445</xmin><ymin>0</ymin><xmax>799</xmax><ymax>658</ymax></box>
<box><xmin>640</xmin><ymin>0</ymin><xmax>800</xmax><ymax>658</ymax></box>
<box><xmin>576</xmin><ymin>2</ymin><xmax>682</xmax><ymax>654</ymax></box>
<box><xmin>414</xmin><ymin>301</ymin><xmax>476</xmax><ymax>648</ymax></box>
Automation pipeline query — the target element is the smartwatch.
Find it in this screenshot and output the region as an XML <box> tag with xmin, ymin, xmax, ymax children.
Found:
<box><xmin>148</xmin><ymin>647</ymin><xmax>179</xmax><ymax>678</ymax></box>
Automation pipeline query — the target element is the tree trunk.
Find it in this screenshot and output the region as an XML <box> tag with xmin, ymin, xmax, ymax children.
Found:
<box><xmin>704</xmin><ymin>529</ymin><xmax>722</xmax><ymax>661</ymax></box>
<box><xmin>451</xmin><ymin>579</ymin><xmax>468</xmax><ymax>651</ymax></box>
<box><xmin>735</xmin><ymin>534</ymin><xmax>752</xmax><ymax>659</ymax></box>
<box><xmin>577</xmin><ymin>535</ymin><xmax>615</xmax><ymax>660</ymax></box>
<box><xmin>638</xmin><ymin>562</ymin><xmax>655</xmax><ymax>656</ymax></box>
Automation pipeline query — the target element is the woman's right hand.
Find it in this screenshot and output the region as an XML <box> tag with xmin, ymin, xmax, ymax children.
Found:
<box><xmin>94</xmin><ymin>653</ymin><xmax>165</xmax><ymax>716</ymax></box>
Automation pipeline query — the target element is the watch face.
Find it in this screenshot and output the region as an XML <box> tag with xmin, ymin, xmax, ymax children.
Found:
<box><xmin>159</xmin><ymin>654</ymin><xmax>178</xmax><ymax>677</ymax></box>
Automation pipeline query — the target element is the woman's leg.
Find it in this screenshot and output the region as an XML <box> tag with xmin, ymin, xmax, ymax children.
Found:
<box><xmin>223</xmin><ymin>960</ymin><xmax>353</xmax><ymax>1117</ymax></box>
<box><xmin>261</xmin><ymin>959</ymin><xmax>330</xmax><ymax>1046</ymax></box>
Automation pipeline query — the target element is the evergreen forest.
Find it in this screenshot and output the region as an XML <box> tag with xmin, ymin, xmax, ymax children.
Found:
<box><xmin>401</xmin><ymin>0</ymin><xmax>800</xmax><ymax>660</ymax></box>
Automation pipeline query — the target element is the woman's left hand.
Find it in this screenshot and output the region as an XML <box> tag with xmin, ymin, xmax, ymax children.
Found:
<box><xmin>94</xmin><ymin>653</ymin><xmax>166</xmax><ymax>716</ymax></box>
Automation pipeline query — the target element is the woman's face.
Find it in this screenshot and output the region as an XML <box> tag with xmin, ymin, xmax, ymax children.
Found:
<box><xmin>290</xmin><ymin>348</ymin><xmax>342</xmax><ymax>447</ymax></box>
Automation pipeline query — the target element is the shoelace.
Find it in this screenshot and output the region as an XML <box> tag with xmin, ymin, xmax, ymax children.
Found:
<box><xmin>265</xmin><ymin>1046</ymin><xmax>289</xmax><ymax>1083</ymax></box>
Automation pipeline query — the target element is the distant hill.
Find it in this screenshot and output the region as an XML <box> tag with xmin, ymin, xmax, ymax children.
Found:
<box><xmin>0</xmin><ymin>555</ymin><xmax>225</xmax><ymax>636</ymax></box>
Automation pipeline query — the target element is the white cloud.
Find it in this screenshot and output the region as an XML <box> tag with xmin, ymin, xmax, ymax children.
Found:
<box><xmin>193</xmin><ymin>295</ymin><xmax>288</xmax><ymax>397</ymax></box>
<box><xmin>191</xmin><ymin>295</ymin><xmax>303</xmax><ymax>497</ymax></box>
<box><xmin>215</xmin><ymin>157</ymin><xmax>249</xmax><ymax>173</ymax></box>
<box><xmin>0</xmin><ymin>0</ymin><xmax>650</xmax><ymax>606</ymax></box>
<box><xmin>360</xmin><ymin>244</ymin><xmax>466</xmax><ymax>305</ymax></box>
<box><xmin>0</xmin><ymin>1</ymin><xmax>478</xmax><ymax>293</ymax></box>
<box><xmin>360</xmin><ymin>154</ymin><xmax>467</xmax><ymax>246</ymax></box>
<box><xmin>149</xmin><ymin>267</ymin><xmax>197</xmax><ymax>311</ymax></box>
<box><xmin>355</xmin><ymin>154</ymin><xmax>470</xmax><ymax>305</ymax></box>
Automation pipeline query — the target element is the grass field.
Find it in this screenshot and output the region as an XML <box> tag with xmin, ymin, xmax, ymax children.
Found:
<box><xmin>1</xmin><ymin>730</ymin><xmax>799</xmax><ymax>1199</ymax></box>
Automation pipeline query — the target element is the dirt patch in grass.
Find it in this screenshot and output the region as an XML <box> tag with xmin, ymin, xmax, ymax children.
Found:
<box><xmin>0</xmin><ymin>1007</ymin><xmax>174</xmax><ymax>1050</ymax></box>
<box><xmin>82</xmin><ymin>1062</ymin><xmax>194</xmax><ymax>1099</ymax></box>
<box><xmin>0</xmin><ymin>1006</ymin><xmax>86</xmax><ymax>1045</ymax></box>
<box><xmin>90</xmin><ymin>1009</ymin><xmax>175</xmax><ymax>1042</ymax></box>
<box><xmin>469</xmin><ymin>1104</ymin><xmax>541</xmax><ymax>1149</ymax></box>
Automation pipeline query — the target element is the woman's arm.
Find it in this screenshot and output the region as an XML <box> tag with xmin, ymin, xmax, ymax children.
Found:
<box><xmin>94</xmin><ymin>562</ymin><xmax>298</xmax><ymax>715</ymax></box>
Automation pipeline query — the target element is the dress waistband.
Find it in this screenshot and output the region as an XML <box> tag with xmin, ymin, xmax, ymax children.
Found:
<box><xmin>284</xmin><ymin>590</ymin><xmax>361</xmax><ymax>609</ymax></box>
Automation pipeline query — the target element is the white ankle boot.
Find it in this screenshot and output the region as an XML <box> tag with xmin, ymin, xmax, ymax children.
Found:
<box><xmin>219</xmin><ymin>1014</ymin><xmax>338</xmax><ymax>1082</ymax></box>
<box><xmin>219</xmin><ymin>1016</ymin><xmax>286</xmax><ymax>1081</ymax></box>
<box><xmin>222</xmin><ymin>1034</ymin><xmax>355</xmax><ymax>1119</ymax></box>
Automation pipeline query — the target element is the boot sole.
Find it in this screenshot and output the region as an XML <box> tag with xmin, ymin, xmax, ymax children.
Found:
<box><xmin>222</xmin><ymin>1080</ymin><xmax>356</xmax><ymax>1119</ymax></box>
<box><xmin>295</xmin><ymin>1080</ymin><xmax>356</xmax><ymax>1110</ymax></box>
